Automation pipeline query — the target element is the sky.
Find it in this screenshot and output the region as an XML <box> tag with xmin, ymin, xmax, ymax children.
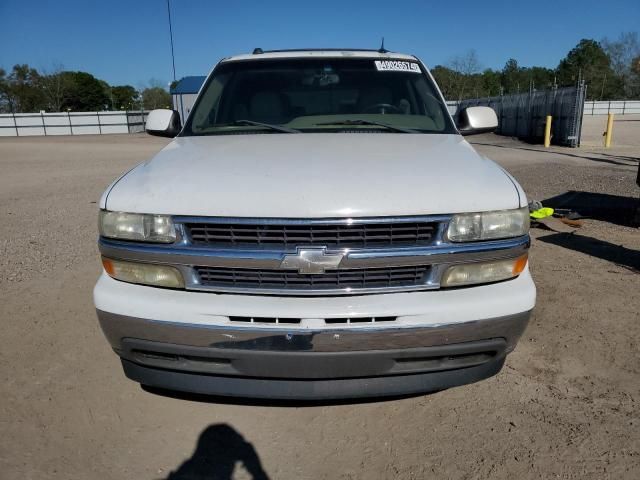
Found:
<box><xmin>1</xmin><ymin>0</ymin><xmax>639</xmax><ymax>88</ymax></box>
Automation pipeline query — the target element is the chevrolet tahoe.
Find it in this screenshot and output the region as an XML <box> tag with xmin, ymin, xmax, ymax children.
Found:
<box><xmin>94</xmin><ymin>49</ymin><xmax>535</xmax><ymax>400</ymax></box>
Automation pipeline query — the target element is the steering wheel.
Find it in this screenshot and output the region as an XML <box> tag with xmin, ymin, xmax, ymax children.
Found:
<box><xmin>362</xmin><ymin>103</ymin><xmax>402</xmax><ymax>114</ymax></box>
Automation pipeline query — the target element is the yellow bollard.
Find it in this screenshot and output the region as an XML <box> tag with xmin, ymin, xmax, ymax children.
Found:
<box><xmin>544</xmin><ymin>115</ymin><xmax>552</xmax><ymax>148</ymax></box>
<box><xmin>604</xmin><ymin>113</ymin><xmax>614</xmax><ymax>148</ymax></box>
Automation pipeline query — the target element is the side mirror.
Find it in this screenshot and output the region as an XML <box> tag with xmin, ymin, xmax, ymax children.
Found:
<box><xmin>146</xmin><ymin>109</ymin><xmax>181</xmax><ymax>138</ymax></box>
<box><xmin>457</xmin><ymin>106</ymin><xmax>498</xmax><ymax>136</ymax></box>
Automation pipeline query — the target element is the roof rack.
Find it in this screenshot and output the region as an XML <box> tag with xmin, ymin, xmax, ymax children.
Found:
<box><xmin>251</xmin><ymin>48</ymin><xmax>392</xmax><ymax>55</ymax></box>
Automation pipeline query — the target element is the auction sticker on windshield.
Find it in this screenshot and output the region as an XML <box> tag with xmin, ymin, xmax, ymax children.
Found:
<box><xmin>374</xmin><ymin>60</ymin><xmax>420</xmax><ymax>73</ymax></box>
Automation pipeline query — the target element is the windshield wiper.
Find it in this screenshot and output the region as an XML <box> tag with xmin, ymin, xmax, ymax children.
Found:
<box><xmin>227</xmin><ymin>119</ymin><xmax>300</xmax><ymax>133</ymax></box>
<box><xmin>313</xmin><ymin>119</ymin><xmax>420</xmax><ymax>134</ymax></box>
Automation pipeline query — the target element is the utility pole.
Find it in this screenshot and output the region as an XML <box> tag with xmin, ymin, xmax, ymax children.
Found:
<box><xmin>167</xmin><ymin>0</ymin><xmax>177</xmax><ymax>82</ymax></box>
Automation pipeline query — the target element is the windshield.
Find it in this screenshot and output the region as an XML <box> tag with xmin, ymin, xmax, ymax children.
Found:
<box><xmin>182</xmin><ymin>58</ymin><xmax>456</xmax><ymax>135</ymax></box>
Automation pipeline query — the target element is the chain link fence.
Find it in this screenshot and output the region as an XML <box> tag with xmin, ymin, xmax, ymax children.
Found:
<box><xmin>455</xmin><ymin>84</ymin><xmax>587</xmax><ymax>147</ymax></box>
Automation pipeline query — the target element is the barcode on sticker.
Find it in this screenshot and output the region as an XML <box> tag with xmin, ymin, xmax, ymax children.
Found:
<box><xmin>374</xmin><ymin>60</ymin><xmax>420</xmax><ymax>73</ymax></box>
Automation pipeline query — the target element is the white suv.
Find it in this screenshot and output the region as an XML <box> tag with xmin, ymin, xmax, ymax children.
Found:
<box><xmin>94</xmin><ymin>49</ymin><xmax>535</xmax><ymax>400</ymax></box>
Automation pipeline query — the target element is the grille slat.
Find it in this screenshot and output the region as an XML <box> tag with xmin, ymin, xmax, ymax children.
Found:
<box><xmin>195</xmin><ymin>265</ymin><xmax>431</xmax><ymax>291</ymax></box>
<box><xmin>186</xmin><ymin>221</ymin><xmax>438</xmax><ymax>249</ymax></box>
<box><xmin>227</xmin><ymin>316</ymin><xmax>397</xmax><ymax>325</ymax></box>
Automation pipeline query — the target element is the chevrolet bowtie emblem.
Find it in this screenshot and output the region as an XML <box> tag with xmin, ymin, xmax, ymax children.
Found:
<box><xmin>280</xmin><ymin>247</ymin><xmax>345</xmax><ymax>274</ymax></box>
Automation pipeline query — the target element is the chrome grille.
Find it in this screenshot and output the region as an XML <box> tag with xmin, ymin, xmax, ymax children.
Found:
<box><xmin>185</xmin><ymin>221</ymin><xmax>438</xmax><ymax>249</ymax></box>
<box><xmin>194</xmin><ymin>265</ymin><xmax>431</xmax><ymax>291</ymax></box>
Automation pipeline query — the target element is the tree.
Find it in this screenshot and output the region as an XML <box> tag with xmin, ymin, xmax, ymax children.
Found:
<box><xmin>141</xmin><ymin>86</ymin><xmax>171</xmax><ymax>109</ymax></box>
<box><xmin>1</xmin><ymin>64</ymin><xmax>45</xmax><ymax>112</ymax></box>
<box><xmin>527</xmin><ymin>66</ymin><xmax>556</xmax><ymax>91</ymax></box>
<box><xmin>557</xmin><ymin>39</ymin><xmax>623</xmax><ymax>100</ymax></box>
<box><xmin>38</xmin><ymin>66</ymin><xmax>71</xmax><ymax>112</ymax></box>
<box><xmin>98</xmin><ymin>79</ymin><xmax>113</xmax><ymax>109</ymax></box>
<box><xmin>431</xmin><ymin>52</ymin><xmax>481</xmax><ymax>101</ymax></box>
<box><xmin>433</xmin><ymin>58</ymin><xmax>559</xmax><ymax>100</ymax></box>
<box><xmin>430</xmin><ymin>65</ymin><xmax>457</xmax><ymax>100</ymax></box>
<box><xmin>0</xmin><ymin>68</ymin><xmax>9</xmax><ymax>112</ymax></box>
<box><xmin>0</xmin><ymin>65</ymin><xmax>173</xmax><ymax>112</ymax></box>
<box><xmin>448</xmin><ymin>50</ymin><xmax>481</xmax><ymax>100</ymax></box>
<box><xmin>501</xmin><ymin>59</ymin><xmax>524</xmax><ymax>94</ymax></box>
<box><xmin>631</xmin><ymin>55</ymin><xmax>640</xmax><ymax>98</ymax></box>
<box><xmin>111</xmin><ymin>85</ymin><xmax>139</xmax><ymax>110</ymax></box>
<box><xmin>480</xmin><ymin>69</ymin><xmax>502</xmax><ymax>97</ymax></box>
<box><xmin>59</xmin><ymin>71</ymin><xmax>110</xmax><ymax>111</ymax></box>
<box><xmin>602</xmin><ymin>32</ymin><xmax>640</xmax><ymax>98</ymax></box>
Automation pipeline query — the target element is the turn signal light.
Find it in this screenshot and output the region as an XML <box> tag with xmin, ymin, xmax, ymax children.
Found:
<box><xmin>441</xmin><ymin>254</ymin><xmax>528</xmax><ymax>287</ymax></box>
<box><xmin>101</xmin><ymin>257</ymin><xmax>184</xmax><ymax>289</ymax></box>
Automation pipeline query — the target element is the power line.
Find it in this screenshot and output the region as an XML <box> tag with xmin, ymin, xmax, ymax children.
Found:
<box><xmin>167</xmin><ymin>0</ymin><xmax>176</xmax><ymax>82</ymax></box>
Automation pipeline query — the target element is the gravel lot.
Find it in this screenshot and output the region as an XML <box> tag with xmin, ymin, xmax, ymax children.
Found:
<box><xmin>0</xmin><ymin>133</ymin><xmax>638</xmax><ymax>479</ymax></box>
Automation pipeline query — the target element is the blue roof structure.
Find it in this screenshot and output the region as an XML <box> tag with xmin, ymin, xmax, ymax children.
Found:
<box><xmin>170</xmin><ymin>76</ymin><xmax>206</xmax><ymax>95</ymax></box>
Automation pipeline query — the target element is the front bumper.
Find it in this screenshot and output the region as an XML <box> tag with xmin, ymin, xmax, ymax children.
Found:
<box><xmin>97</xmin><ymin>309</ymin><xmax>531</xmax><ymax>400</ymax></box>
<box><xmin>95</xmin><ymin>265</ymin><xmax>535</xmax><ymax>399</ymax></box>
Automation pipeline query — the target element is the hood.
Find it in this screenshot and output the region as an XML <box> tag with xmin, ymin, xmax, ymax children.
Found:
<box><xmin>103</xmin><ymin>133</ymin><xmax>521</xmax><ymax>217</ymax></box>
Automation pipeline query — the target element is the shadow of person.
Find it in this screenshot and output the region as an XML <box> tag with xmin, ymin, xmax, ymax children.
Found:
<box><xmin>166</xmin><ymin>424</ymin><xmax>269</xmax><ymax>480</ymax></box>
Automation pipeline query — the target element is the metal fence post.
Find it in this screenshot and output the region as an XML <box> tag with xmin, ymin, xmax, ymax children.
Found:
<box><xmin>573</xmin><ymin>82</ymin><xmax>586</xmax><ymax>147</ymax></box>
<box><xmin>500</xmin><ymin>94</ymin><xmax>504</xmax><ymax>134</ymax></box>
<box><xmin>97</xmin><ymin>111</ymin><xmax>102</xmax><ymax>134</ymax></box>
<box><xmin>514</xmin><ymin>95</ymin><xmax>519</xmax><ymax>138</ymax></box>
<box><xmin>544</xmin><ymin>116</ymin><xmax>552</xmax><ymax>147</ymax></box>
<box><xmin>41</xmin><ymin>111</ymin><xmax>47</xmax><ymax>136</ymax></box>
<box><xmin>68</xmin><ymin>110</ymin><xmax>73</xmax><ymax>135</ymax></box>
<box><xmin>13</xmin><ymin>111</ymin><xmax>19</xmax><ymax>137</ymax></box>
<box><xmin>604</xmin><ymin>113</ymin><xmax>614</xmax><ymax>148</ymax></box>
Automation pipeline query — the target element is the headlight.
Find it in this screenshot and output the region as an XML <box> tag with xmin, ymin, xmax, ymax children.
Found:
<box><xmin>102</xmin><ymin>257</ymin><xmax>184</xmax><ymax>288</ymax></box>
<box><xmin>99</xmin><ymin>211</ymin><xmax>176</xmax><ymax>243</ymax></box>
<box><xmin>441</xmin><ymin>254</ymin><xmax>528</xmax><ymax>287</ymax></box>
<box><xmin>447</xmin><ymin>207</ymin><xmax>529</xmax><ymax>242</ymax></box>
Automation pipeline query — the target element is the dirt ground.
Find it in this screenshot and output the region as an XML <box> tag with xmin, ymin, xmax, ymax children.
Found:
<box><xmin>0</xmin><ymin>133</ymin><xmax>638</xmax><ymax>480</ymax></box>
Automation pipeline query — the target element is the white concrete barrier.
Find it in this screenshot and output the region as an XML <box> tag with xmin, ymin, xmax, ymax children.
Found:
<box><xmin>583</xmin><ymin>100</ymin><xmax>640</xmax><ymax>115</ymax></box>
<box><xmin>0</xmin><ymin>111</ymin><xmax>148</xmax><ymax>137</ymax></box>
